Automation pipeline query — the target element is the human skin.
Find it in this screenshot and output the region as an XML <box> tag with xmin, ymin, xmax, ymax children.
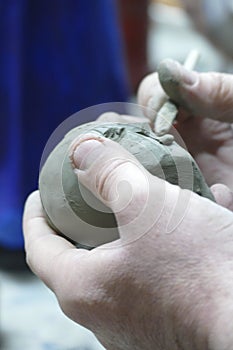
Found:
<box><xmin>179</xmin><ymin>0</ymin><xmax>233</xmax><ymax>58</ymax></box>
<box><xmin>24</xmin><ymin>134</ymin><xmax>233</xmax><ymax>350</ymax></box>
<box><xmin>23</xmin><ymin>67</ymin><xmax>233</xmax><ymax>349</ymax></box>
<box><xmin>138</xmin><ymin>60</ymin><xmax>233</xmax><ymax>200</ymax></box>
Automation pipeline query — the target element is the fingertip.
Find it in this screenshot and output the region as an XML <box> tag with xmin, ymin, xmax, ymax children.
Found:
<box><xmin>158</xmin><ymin>58</ymin><xmax>198</xmax><ymax>87</ymax></box>
<box><xmin>23</xmin><ymin>190</ymin><xmax>43</xmax><ymax>226</ymax></box>
<box><xmin>96</xmin><ymin>112</ymin><xmax>120</xmax><ymax>122</ymax></box>
<box><xmin>70</xmin><ymin>135</ymin><xmax>105</xmax><ymax>171</ymax></box>
<box><xmin>96</xmin><ymin>112</ymin><xmax>150</xmax><ymax>125</ymax></box>
<box><xmin>137</xmin><ymin>71</ymin><xmax>161</xmax><ymax>106</ymax></box>
<box><xmin>211</xmin><ymin>184</ymin><xmax>233</xmax><ymax>211</ymax></box>
<box><xmin>158</xmin><ymin>59</ymin><xmax>198</xmax><ymax>107</ymax></box>
<box><xmin>24</xmin><ymin>190</ymin><xmax>40</xmax><ymax>207</ymax></box>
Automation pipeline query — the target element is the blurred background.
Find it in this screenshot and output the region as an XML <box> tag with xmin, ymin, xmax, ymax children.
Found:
<box><xmin>1</xmin><ymin>0</ymin><xmax>232</xmax><ymax>349</ymax></box>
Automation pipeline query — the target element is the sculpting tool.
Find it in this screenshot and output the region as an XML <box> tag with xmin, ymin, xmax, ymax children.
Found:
<box><xmin>154</xmin><ymin>49</ymin><xmax>200</xmax><ymax>136</ymax></box>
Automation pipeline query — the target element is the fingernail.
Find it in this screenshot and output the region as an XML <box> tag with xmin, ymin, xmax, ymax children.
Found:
<box><xmin>158</xmin><ymin>59</ymin><xmax>198</xmax><ymax>106</ymax></box>
<box><xmin>158</xmin><ymin>59</ymin><xmax>197</xmax><ymax>87</ymax></box>
<box><xmin>70</xmin><ymin>135</ymin><xmax>104</xmax><ymax>171</ymax></box>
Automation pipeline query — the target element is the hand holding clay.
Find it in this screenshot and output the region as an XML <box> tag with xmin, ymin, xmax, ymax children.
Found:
<box><xmin>23</xmin><ymin>135</ymin><xmax>233</xmax><ymax>350</ymax></box>
<box><xmin>138</xmin><ymin>61</ymin><xmax>233</xmax><ymax>193</ymax></box>
<box><xmin>39</xmin><ymin>120</ymin><xmax>214</xmax><ymax>247</ymax></box>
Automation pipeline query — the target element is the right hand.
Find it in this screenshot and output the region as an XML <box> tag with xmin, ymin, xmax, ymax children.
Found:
<box><xmin>137</xmin><ymin>59</ymin><xmax>233</xmax><ymax>194</ymax></box>
<box><xmin>24</xmin><ymin>134</ymin><xmax>233</xmax><ymax>350</ymax></box>
<box><xmin>180</xmin><ymin>0</ymin><xmax>233</xmax><ymax>58</ymax></box>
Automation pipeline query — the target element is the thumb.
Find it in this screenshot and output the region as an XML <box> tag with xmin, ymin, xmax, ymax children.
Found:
<box><xmin>69</xmin><ymin>134</ymin><xmax>167</xmax><ymax>239</ymax></box>
<box><xmin>158</xmin><ymin>59</ymin><xmax>233</xmax><ymax>123</ymax></box>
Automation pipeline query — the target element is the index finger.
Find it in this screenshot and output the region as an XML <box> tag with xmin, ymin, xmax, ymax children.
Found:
<box><xmin>137</xmin><ymin>72</ymin><xmax>168</xmax><ymax>122</ymax></box>
<box><xmin>23</xmin><ymin>191</ymin><xmax>88</xmax><ymax>290</ymax></box>
<box><xmin>96</xmin><ymin>111</ymin><xmax>150</xmax><ymax>124</ymax></box>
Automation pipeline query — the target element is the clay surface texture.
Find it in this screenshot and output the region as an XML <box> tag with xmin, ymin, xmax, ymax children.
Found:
<box><xmin>39</xmin><ymin>122</ymin><xmax>214</xmax><ymax>247</ymax></box>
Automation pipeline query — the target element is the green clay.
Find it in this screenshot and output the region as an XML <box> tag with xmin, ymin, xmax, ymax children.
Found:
<box><xmin>39</xmin><ymin>122</ymin><xmax>214</xmax><ymax>247</ymax></box>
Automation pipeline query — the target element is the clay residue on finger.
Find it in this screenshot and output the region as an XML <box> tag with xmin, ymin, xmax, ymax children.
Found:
<box><xmin>157</xmin><ymin>59</ymin><xmax>186</xmax><ymax>107</ymax></box>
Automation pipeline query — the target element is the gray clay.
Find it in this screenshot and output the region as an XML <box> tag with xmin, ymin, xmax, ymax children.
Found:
<box><xmin>39</xmin><ymin>122</ymin><xmax>214</xmax><ymax>247</ymax></box>
<box><xmin>155</xmin><ymin>100</ymin><xmax>178</xmax><ymax>136</ymax></box>
<box><xmin>157</xmin><ymin>62</ymin><xmax>184</xmax><ymax>108</ymax></box>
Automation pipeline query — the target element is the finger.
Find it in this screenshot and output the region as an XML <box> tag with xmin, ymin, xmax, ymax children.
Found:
<box><xmin>137</xmin><ymin>72</ymin><xmax>168</xmax><ymax>122</ymax></box>
<box><xmin>210</xmin><ymin>184</ymin><xmax>233</xmax><ymax>212</ymax></box>
<box><xmin>69</xmin><ymin>133</ymin><xmax>178</xmax><ymax>242</ymax></box>
<box><xmin>97</xmin><ymin>112</ymin><xmax>149</xmax><ymax>124</ymax></box>
<box><xmin>23</xmin><ymin>191</ymin><xmax>88</xmax><ymax>290</ymax></box>
<box><xmin>158</xmin><ymin>59</ymin><xmax>233</xmax><ymax>123</ymax></box>
<box><xmin>23</xmin><ymin>191</ymin><xmax>127</xmax><ymax>329</ymax></box>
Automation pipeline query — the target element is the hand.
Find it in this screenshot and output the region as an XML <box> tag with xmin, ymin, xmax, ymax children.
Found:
<box><xmin>23</xmin><ymin>134</ymin><xmax>233</xmax><ymax>350</ymax></box>
<box><xmin>138</xmin><ymin>60</ymin><xmax>233</xmax><ymax>192</ymax></box>
<box><xmin>180</xmin><ymin>0</ymin><xmax>233</xmax><ymax>58</ymax></box>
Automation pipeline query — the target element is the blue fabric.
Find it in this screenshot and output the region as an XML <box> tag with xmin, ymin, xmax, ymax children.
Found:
<box><xmin>0</xmin><ymin>0</ymin><xmax>129</xmax><ymax>249</ymax></box>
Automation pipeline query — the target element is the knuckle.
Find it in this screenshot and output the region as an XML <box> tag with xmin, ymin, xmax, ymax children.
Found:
<box><xmin>210</xmin><ymin>74</ymin><xmax>233</xmax><ymax>111</ymax></box>
<box><xmin>95</xmin><ymin>158</ymin><xmax>132</xmax><ymax>201</ymax></box>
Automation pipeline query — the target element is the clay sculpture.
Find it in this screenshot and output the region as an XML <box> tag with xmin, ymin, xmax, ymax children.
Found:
<box><xmin>39</xmin><ymin>122</ymin><xmax>214</xmax><ymax>248</ymax></box>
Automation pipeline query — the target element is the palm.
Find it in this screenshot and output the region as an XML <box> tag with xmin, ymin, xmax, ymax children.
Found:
<box><xmin>176</xmin><ymin>116</ymin><xmax>233</xmax><ymax>190</ymax></box>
